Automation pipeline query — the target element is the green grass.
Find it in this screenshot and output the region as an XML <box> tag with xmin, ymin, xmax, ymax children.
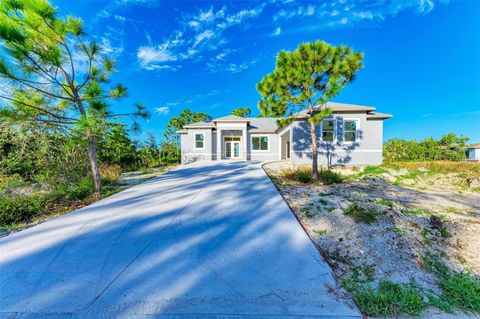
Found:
<box><xmin>343</xmin><ymin>202</ymin><xmax>380</xmax><ymax>224</ymax></box>
<box><xmin>362</xmin><ymin>165</ymin><xmax>388</xmax><ymax>175</ymax></box>
<box><xmin>326</xmin><ymin>206</ymin><xmax>336</xmax><ymax>213</ymax></box>
<box><xmin>401</xmin><ymin>207</ymin><xmax>431</xmax><ymax>217</ymax></box>
<box><xmin>318</xmin><ymin>198</ymin><xmax>328</xmax><ymax>205</ymax></box>
<box><xmin>313</xmin><ymin>229</ymin><xmax>327</xmax><ymax>236</ymax></box>
<box><xmin>422</xmin><ymin>254</ymin><xmax>480</xmax><ymax>313</ymax></box>
<box><xmin>319</xmin><ymin>192</ymin><xmax>333</xmax><ymax>196</ymax></box>
<box><xmin>393</xmin><ymin>226</ymin><xmax>407</xmax><ymax>236</ymax></box>
<box><xmin>296</xmin><ymin>170</ymin><xmax>312</xmax><ymax>183</ymax></box>
<box><xmin>374</xmin><ymin>198</ymin><xmax>394</xmax><ymax>208</ymax></box>
<box><xmin>342</xmin><ymin>279</ymin><xmax>427</xmax><ymax>317</ymax></box>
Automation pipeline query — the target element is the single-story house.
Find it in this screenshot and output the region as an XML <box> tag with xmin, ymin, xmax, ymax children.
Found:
<box><xmin>178</xmin><ymin>102</ymin><xmax>392</xmax><ymax>166</ymax></box>
<box><xmin>466</xmin><ymin>143</ymin><xmax>480</xmax><ymax>161</ymax></box>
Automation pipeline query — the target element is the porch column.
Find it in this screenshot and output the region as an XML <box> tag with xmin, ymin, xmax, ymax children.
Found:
<box><xmin>242</xmin><ymin>126</ymin><xmax>247</xmax><ymax>160</ymax></box>
<box><xmin>216</xmin><ymin>129</ymin><xmax>222</xmax><ymax>160</ymax></box>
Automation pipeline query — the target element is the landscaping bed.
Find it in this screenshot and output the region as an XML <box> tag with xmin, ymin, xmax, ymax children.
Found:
<box><xmin>264</xmin><ymin>161</ymin><xmax>480</xmax><ymax>318</ymax></box>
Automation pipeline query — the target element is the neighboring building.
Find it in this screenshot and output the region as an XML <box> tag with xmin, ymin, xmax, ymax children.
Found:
<box><xmin>178</xmin><ymin>102</ymin><xmax>392</xmax><ymax>166</ymax></box>
<box><xmin>466</xmin><ymin>143</ymin><xmax>480</xmax><ymax>161</ymax></box>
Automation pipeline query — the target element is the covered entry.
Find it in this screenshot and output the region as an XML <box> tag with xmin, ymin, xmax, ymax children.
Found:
<box><xmin>224</xmin><ymin>136</ymin><xmax>241</xmax><ymax>159</ymax></box>
<box><xmin>280</xmin><ymin>129</ymin><xmax>291</xmax><ymax>160</ymax></box>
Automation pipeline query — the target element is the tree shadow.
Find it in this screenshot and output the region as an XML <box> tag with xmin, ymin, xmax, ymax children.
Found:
<box><xmin>291</xmin><ymin>117</ymin><xmax>363</xmax><ymax>167</ymax></box>
<box><xmin>0</xmin><ymin>161</ymin><xmax>358</xmax><ymax>317</ymax></box>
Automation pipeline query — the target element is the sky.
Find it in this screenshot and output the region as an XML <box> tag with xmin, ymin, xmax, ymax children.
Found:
<box><xmin>50</xmin><ymin>0</ymin><xmax>480</xmax><ymax>143</ymax></box>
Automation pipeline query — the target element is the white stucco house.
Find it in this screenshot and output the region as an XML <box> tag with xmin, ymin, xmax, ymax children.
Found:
<box><xmin>467</xmin><ymin>143</ymin><xmax>480</xmax><ymax>161</ymax></box>
<box><xmin>177</xmin><ymin>102</ymin><xmax>392</xmax><ymax>166</ymax></box>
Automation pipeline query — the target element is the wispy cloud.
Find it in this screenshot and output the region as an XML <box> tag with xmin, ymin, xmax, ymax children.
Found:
<box><xmin>272</xmin><ymin>27</ymin><xmax>281</xmax><ymax>36</ymax></box>
<box><xmin>136</xmin><ymin>4</ymin><xmax>265</xmax><ymax>71</ymax></box>
<box><xmin>154</xmin><ymin>106</ymin><xmax>170</xmax><ymax>115</ymax></box>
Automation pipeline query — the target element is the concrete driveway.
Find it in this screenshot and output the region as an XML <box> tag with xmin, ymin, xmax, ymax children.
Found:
<box><xmin>0</xmin><ymin>161</ymin><xmax>360</xmax><ymax>318</ymax></box>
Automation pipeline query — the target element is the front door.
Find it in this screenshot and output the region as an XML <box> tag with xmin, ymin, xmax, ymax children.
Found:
<box><xmin>224</xmin><ymin>137</ymin><xmax>241</xmax><ymax>159</ymax></box>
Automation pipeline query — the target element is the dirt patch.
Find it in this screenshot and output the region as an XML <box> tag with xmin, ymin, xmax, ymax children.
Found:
<box><xmin>264</xmin><ymin>161</ymin><xmax>480</xmax><ymax>317</ymax></box>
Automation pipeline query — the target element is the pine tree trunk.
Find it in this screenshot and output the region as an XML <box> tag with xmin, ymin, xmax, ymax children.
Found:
<box><xmin>87</xmin><ymin>133</ymin><xmax>102</xmax><ymax>193</ymax></box>
<box><xmin>309</xmin><ymin>119</ymin><xmax>319</xmax><ymax>180</ymax></box>
<box><xmin>74</xmin><ymin>97</ymin><xmax>102</xmax><ymax>194</ymax></box>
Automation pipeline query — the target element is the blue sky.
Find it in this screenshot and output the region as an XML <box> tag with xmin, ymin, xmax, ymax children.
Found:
<box><xmin>52</xmin><ymin>0</ymin><xmax>480</xmax><ymax>143</ymax></box>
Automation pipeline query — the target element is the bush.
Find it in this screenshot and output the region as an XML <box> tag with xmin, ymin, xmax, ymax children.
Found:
<box><xmin>296</xmin><ymin>170</ymin><xmax>312</xmax><ymax>183</ymax></box>
<box><xmin>100</xmin><ymin>164</ymin><xmax>122</xmax><ymax>185</ymax></box>
<box><xmin>318</xmin><ymin>170</ymin><xmax>343</xmax><ymax>184</ymax></box>
<box><xmin>0</xmin><ymin>193</ymin><xmax>53</xmax><ymax>226</ymax></box>
<box><xmin>384</xmin><ymin>133</ymin><xmax>469</xmax><ymax>162</ymax></box>
<box><xmin>63</xmin><ymin>176</ymin><xmax>95</xmax><ymax>200</ymax></box>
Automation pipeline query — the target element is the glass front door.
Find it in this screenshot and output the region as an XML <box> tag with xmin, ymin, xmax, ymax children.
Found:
<box><xmin>224</xmin><ymin>137</ymin><xmax>241</xmax><ymax>159</ymax></box>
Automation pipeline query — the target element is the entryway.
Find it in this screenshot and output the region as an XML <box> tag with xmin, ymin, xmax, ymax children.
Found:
<box><xmin>224</xmin><ymin>136</ymin><xmax>241</xmax><ymax>159</ymax></box>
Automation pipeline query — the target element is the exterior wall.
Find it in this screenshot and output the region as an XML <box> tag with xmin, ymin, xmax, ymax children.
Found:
<box><xmin>468</xmin><ymin>149</ymin><xmax>480</xmax><ymax>161</ymax></box>
<box><xmin>180</xmin><ymin>128</ymin><xmax>214</xmax><ymax>164</ymax></box>
<box><xmin>290</xmin><ymin>112</ymin><xmax>384</xmax><ymax>166</ymax></box>
<box><xmin>247</xmin><ymin>133</ymin><xmax>279</xmax><ymax>161</ymax></box>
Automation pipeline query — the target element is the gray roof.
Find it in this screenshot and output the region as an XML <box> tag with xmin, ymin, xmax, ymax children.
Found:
<box><xmin>213</xmin><ymin>115</ymin><xmax>250</xmax><ymax>122</ymax></box>
<box><xmin>183</xmin><ymin>121</ymin><xmax>216</xmax><ymax>129</ymax></box>
<box><xmin>247</xmin><ymin>117</ymin><xmax>280</xmax><ymax>133</ymax></box>
<box><xmin>294</xmin><ymin>102</ymin><xmax>376</xmax><ymax>117</ymax></box>
<box><xmin>366</xmin><ymin>112</ymin><xmax>393</xmax><ymax>119</ymax></box>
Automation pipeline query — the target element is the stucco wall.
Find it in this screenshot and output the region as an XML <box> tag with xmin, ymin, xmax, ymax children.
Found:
<box><xmin>180</xmin><ymin>129</ymin><xmax>214</xmax><ymax>164</ymax></box>
<box><xmin>247</xmin><ymin>133</ymin><xmax>279</xmax><ymax>161</ymax></box>
<box><xmin>291</xmin><ymin>113</ymin><xmax>384</xmax><ymax>166</ymax></box>
<box><xmin>468</xmin><ymin>149</ymin><xmax>480</xmax><ymax>160</ymax></box>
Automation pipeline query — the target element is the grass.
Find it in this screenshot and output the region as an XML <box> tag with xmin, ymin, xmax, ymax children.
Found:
<box><xmin>401</xmin><ymin>207</ymin><xmax>431</xmax><ymax>217</ymax></box>
<box><xmin>342</xmin><ymin>279</ymin><xmax>426</xmax><ymax>317</ymax></box>
<box><xmin>343</xmin><ymin>202</ymin><xmax>380</xmax><ymax>224</ymax></box>
<box><xmin>387</xmin><ymin>161</ymin><xmax>480</xmax><ymax>175</ymax></box>
<box><xmin>318</xmin><ymin>198</ymin><xmax>328</xmax><ymax>205</ymax></box>
<box><xmin>362</xmin><ymin>165</ymin><xmax>388</xmax><ymax>175</ymax></box>
<box><xmin>422</xmin><ymin>254</ymin><xmax>480</xmax><ymax>313</ymax></box>
<box><xmin>313</xmin><ymin>229</ymin><xmax>327</xmax><ymax>236</ymax></box>
<box><xmin>393</xmin><ymin>226</ymin><xmax>407</xmax><ymax>236</ymax></box>
<box><xmin>319</xmin><ymin>192</ymin><xmax>333</xmax><ymax>196</ymax></box>
<box><xmin>374</xmin><ymin>198</ymin><xmax>394</xmax><ymax>208</ymax></box>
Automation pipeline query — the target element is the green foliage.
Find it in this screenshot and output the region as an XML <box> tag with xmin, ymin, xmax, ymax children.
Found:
<box><xmin>342</xmin><ymin>280</ymin><xmax>427</xmax><ymax>317</ymax></box>
<box><xmin>344</xmin><ymin>202</ymin><xmax>380</xmax><ymax>224</ymax></box>
<box><xmin>0</xmin><ymin>193</ymin><xmax>54</xmax><ymax>226</ymax></box>
<box><xmin>374</xmin><ymin>198</ymin><xmax>394</xmax><ymax>208</ymax></box>
<box><xmin>384</xmin><ymin>133</ymin><xmax>469</xmax><ymax>162</ymax></box>
<box><xmin>318</xmin><ymin>170</ymin><xmax>343</xmax><ymax>184</ymax></box>
<box><xmin>362</xmin><ymin>165</ymin><xmax>388</xmax><ymax>175</ymax></box>
<box><xmin>422</xmin><ymin>254</ymin><xmax>480</xmax><ymax>313</ymax></box>
<box><xmin>296</xmin><ymin>170</ymin><xmax>312</xmax><ymax>183</ymax></box>
<box><xmin>164</xmin><ymin>108</ymin><xmax>211</xmax><ymax>143</ymax></box>
<box><xmin>231</xmin><ymin>107</ymin><xmax>251</xmax><ymax>117</ymax></box>
<box><xmin>257</xmin><ymin>40</ymin><xmax>364</xmax><ymax>174</ymax></box>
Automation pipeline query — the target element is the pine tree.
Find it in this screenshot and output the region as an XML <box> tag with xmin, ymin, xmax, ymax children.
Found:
<box><xmin>0</xmin><ymin>0</ymin><xmax>148</xmax><ymax>193</ymax></box>
<box><xmin>257</xmin><ymin>41</ymin><xmax>363</xmax><ymax>179</ymax></box>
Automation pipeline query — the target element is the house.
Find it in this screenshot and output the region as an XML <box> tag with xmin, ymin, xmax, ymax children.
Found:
<box><xmin>177</xmin><ymin>102</ymin><xmax>392</xmax><ymax>166</ymax></box>
<box><xmin>466</xmin><ymin>143</ymin><xmax>480</xmax><ymax>161</ymax></box>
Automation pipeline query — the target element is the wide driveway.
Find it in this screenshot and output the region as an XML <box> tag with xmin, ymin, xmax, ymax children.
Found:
<box><xmin>1</xmin><ymin>161</ymin><xmax>360</xmax><ymax>318</ymax></box>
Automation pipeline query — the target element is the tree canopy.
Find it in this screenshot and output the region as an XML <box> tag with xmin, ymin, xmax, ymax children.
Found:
<box><xmin>231</xmin><ymin>107</ymin><xmax>251</xmax><ymax>118</ymax></box>
<box><xmin>0</xmin><ymin>0</ymin><xmax>148</xmax><ymax>192</ymax></box>
<box><xmin>257</xmin><ymin>40</ymin><xmax>363</xmax><ymax>178</ymax></box>
<box><xmin>164</xmin><ymin>108</ymin><xmax>211</xmax><ymax>143</ymax></box>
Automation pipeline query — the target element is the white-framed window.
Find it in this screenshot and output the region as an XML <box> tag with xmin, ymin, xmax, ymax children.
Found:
<box><xmin>321</xmin><ymin>118</ymin><xmax>335</xmax><ymax>142</ymax></box>
<box><xmin>251</xmin><ymin>135</ymin><xmax>269</xmax><ymax>151</ymax></box>
<box><xmin>194</xmin><ymin>133</ymin><xmax>205</xmax><ymax>149</ymax></box>
<box><xmin>343</xmin><ymin>119</ymin><xmax>359</xmax><ymax>142</ymax></box>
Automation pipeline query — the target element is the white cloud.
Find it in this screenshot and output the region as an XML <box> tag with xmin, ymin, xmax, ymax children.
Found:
<box><xmin>154</xmin><ymin>106</ymin><xmax>170</xmax><ymax>115</ymax></box>
<box><xmin>272</xmin><ymin>27</ymin><xmax>281</xmax><ymax>36</ymax></box>
<box><xmin>114</xmin><ymin>15</ymin><xmax>126</xmax><ymax>22</ymax></box>
<box><xmin>136</xmin><ymin>4</ymin><xmax>265</xmax><ymax>71</ymax></box>
<box><xmin>100</xmin><ymin>37</ymin><xmax>124</xmax><ymax>56</ymax></box>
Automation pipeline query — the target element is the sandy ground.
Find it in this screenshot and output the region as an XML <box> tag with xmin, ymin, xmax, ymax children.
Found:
<box><xmin>264</xmin><ymin>161</ymin><xmax>480</xmax><ymax>299</ymax></box>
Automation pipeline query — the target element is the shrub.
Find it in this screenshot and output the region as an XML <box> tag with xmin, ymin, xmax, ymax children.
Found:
<box><xmin>344</xmin><ymin>202</ymin><xmax>379</xmax><ymax>224</ymax></box>
<box><xmin>318</xmin><ymin>170</ymin><xmax>343</xmax><ymax>184</ymax></box>
<box><xmin>383</xmin><ymin>133</ymin><xmax>469</xmax><ymax>162</ymax></box>
<box><xmin>100</xmin><ymin>164</ymin><xmax>122</xmax><ymax>185</ymax></box>
<box><xmin>63</xmin><ymin>177</ymin><xmax>95</xmax><ymax>200</ymax></box>
<box><xmin>296</xmin><ymin>170</ymin><xmax>312</xmax><ymax>183</ymax></box>
<box><xmin>362</xmin><ymin>165</ymin><xmax>388</xmax><ymax>175</ymax></box>
<box><xmin>0</xmin><ymin>193</ymin><xmax>53</xmax><ymax>226</ymax></box>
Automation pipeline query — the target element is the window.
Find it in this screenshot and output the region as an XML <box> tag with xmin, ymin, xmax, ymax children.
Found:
<box><xmin>344</xmin><ymin>120</ymin><xmax>358</xmax><ymax>142</ymax></box>
<box><xmin>195</xmin><ymin>133</ymin><xmax>204</xmax><ymax>149</ymax></box>
<box><xmin>321</xmin><ymin>119</ymin><xmax>335</xmax><ymax>142</ymax></box>
<box><xmin>252</xmin><ymin>136</ymin><xmax>268</xmax><ymax>151</ymax></box>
